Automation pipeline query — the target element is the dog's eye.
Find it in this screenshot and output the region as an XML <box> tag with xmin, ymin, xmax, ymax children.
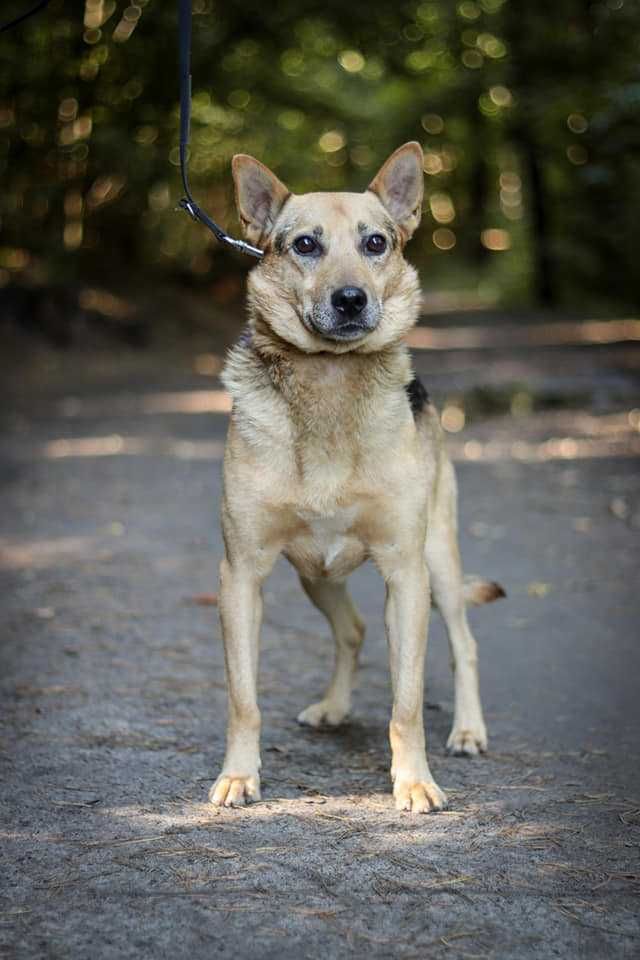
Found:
<box><xmin>293</xmin><ymin>235</ymin><xmax>318</xmax><ymax>256</ymax></box>
<box><xmin>365</xmin><ymin>234</ymin><xmax>387</xmax><ymax>255</ymax></box>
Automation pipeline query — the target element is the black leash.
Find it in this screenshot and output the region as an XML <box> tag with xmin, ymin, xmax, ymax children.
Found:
<box><xmin>2</xmin><ymin>0</ymin><xmax>263</xmax><ymax>260</ymax></box>
<box><xmin>0</xmin><ymin>0</ymin><xmax>52</xmax><ymax>32</ymax></box>
<box><xmin>177</xmin><ymin>0</ymin><xmax>263</xmax><ymax>258</ymax></box>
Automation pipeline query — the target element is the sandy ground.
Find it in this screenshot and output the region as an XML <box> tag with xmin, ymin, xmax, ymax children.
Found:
<box><xmin>1</xmin><ymin>318</ymin><xmax>639</xmax><ymax>958</ymax></box>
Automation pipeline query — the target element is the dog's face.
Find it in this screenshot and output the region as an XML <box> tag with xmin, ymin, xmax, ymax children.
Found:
<box><xmin>232</xmin><ymin>143</ymin><xmax>424</xmax><ymax>354</ymax></box>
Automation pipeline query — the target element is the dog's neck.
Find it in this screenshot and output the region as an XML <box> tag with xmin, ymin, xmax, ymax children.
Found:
<box><xmin>249</xmin><ymin>316</ymin><xmax>413</xmax><ymax>432</ymax></box>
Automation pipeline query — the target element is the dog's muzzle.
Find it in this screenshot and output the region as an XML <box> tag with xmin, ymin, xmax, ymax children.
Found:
<box><xmin>309</xmin><ymin>286</ymin><xmax>380</xmax><ymax>341</ymax></box>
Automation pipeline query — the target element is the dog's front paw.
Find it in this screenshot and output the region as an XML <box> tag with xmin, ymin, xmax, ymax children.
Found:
<box><xmin>447</xmin><ymin>724</ymin><xmax>487</xmax><ymax>757</ymax></box>
<box><xmin>393</xmin><ymin>778</ymin><xmax>447</xmax><ymax>814</ymax></box>
<box><xmin>297</xmin><ymin>699</ymin><xmax>348</xmax><ymax>728</ymax></box>
<box><xmin>209</xmin><ymin>772</ymin><xmax>261</xmax><ymax>807</ymax></box>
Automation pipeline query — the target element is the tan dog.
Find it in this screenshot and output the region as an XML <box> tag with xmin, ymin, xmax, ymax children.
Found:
<box><xmin>210</xmin><ymin>143</ymin><xmax>504</xmax><ymax>814</ymax></box>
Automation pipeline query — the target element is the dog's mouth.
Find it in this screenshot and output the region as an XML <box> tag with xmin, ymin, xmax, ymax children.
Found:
<box><xmin>306</xmin><ymin>302</ymin><xmax>380</xmax><ymax>343</ymax></box>
<box><xmin>319</xmin><ymin>321</ymin><xmax>370</xmax><ymax>341</ymax></box>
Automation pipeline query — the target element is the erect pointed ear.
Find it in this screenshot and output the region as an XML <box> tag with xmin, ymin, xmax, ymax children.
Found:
<box><xmin>232</xmin><ymin>154</ymin><xmax>290</xmax><ymax>246</ymax></box>
<box><xmin>368</xmin><ymin>142</ymin><xmax>424</xmax><ymax>240</ymax></box>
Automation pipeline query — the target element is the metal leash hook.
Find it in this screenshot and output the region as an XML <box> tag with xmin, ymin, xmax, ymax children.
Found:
<box><xmin>178</xmin><ymin>0</ymin><xmax>263</xmax><ymax>259</ymax></box>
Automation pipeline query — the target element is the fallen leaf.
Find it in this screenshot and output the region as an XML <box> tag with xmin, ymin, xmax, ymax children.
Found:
<box><xmin>609</xmin><ymin>497</ymin><xmax>629</xmax><ymax>520</ymax></box>
<box><xmin>35</xmin><ymin>607</ymin><xmax>56</xmax><ymax>619</ymax></box>
<box><xmin>527</xmin><ymin>582</ymin><xmax>551</xmax><ymax>598</ymax></box>
<box><xmin>572</xmin><ymin>517</ymin><xmax>591</xmax><ymax>533</ymax></box>
<box><xmin>188</xmin><ymin>593</ymin><xmax>218</xmax><ymax>606</ymax></box>
<box><xmin>469</xmin><ymin>521</ymin><xmax>490</xmax><ymax>538</ymax></box>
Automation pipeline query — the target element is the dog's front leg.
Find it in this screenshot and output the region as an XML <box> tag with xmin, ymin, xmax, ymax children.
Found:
<box><xmin>209</xmin><ymin>557</ymin><xmax>264</xmax><ymax>807</ymax></box>
<box><xmin>383</xmin><ymin>556</ymin><xmax>447</xmax><ymax>814</ymax></box>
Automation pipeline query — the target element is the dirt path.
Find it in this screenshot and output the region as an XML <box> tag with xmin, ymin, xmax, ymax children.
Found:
<box><xmin>1</xmin><ymin>325</ymin><xmax>639</xmax><ymax>958</ymax></box>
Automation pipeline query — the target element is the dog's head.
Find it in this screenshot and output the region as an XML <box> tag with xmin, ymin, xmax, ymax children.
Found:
<box><xmin>232</xmin><ymin>143</ymin><xmax>424</xmax><ymax>353</ymax></box>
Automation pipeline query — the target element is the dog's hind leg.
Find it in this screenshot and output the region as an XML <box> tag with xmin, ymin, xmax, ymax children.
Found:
<box><xmin>425</xmin><ymin>459</ymin><xmax>488</xmax><ymax>756</ymax></box>
<box><xmin>297</xmin><ymin>577</ymin><xmax>365</xmax><ymax>728</ymax></box>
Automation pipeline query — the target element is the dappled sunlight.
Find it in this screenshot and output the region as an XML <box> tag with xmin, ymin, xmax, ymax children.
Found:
<box><xmin>545</xmin><ymin>409</ymin><xmax>640</xmax><ymax>436</ymax></box>
<box><xmin>58</xmin><ymin>387</ymin><xmax>229</xmax><ymax>418</ymax></box>
<box><xmin>62</xmin><ymin>792</ymin><xmax>575</xmax><ymax>859</ymax></box>
<box><xmin>408</xmin><ymin>318</ymin><xmax>640</xmax><ymax>351</ymax></box>
<box><xmin>46</xmin><ymin>435</ymin><xmax>140</xmax><ymax>457</ymax></box>
<box><xmin>94</xmin><ymin>793</ymin><xmax>466</xmax><ymax>833</ymax></box>
<box><xmin>193</xmin><ymin>353</ymin><xmax>223</xmax><ymax>376</ymax></box>
<box><xmin>140</xmin><ymin>391</ymin><xmax>231</xmax><ymax>415</ymax></box>
<box><xmin>37</xmin><ymin>409</ymin><xmax>640</xmax><ymax>465</ymax></box>
<box><xmin>0</xmin><ymin>535</ymin><xmax>95</xmax><ymax>570</ymax></box>
<box><xmin>43</xmin><ymin>435</ymin><xmax>225</xmax><ymax>460</ymax></box>
<box><xmin>450</xmin><ymin>435</ymin><xmax>640</xmax><ymax>463</ymax></box>
<box><xmin>449</xmin><ymin>408</ymin><xmax>640</xmax><ymax>462</ymax></box>
<box><xmin>78</xmin><ymin>287</ymin><xmax>133</xmax><ymax>320</ymax></box>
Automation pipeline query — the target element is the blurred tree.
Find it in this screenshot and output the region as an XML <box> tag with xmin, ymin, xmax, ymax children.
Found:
<box><xmin>0</xmin><ymin>0</ymin><xmax>638</xmax><ymax>309</ymax></box>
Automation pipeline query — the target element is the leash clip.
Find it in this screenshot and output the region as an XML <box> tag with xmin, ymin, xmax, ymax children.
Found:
<box><xmin>179</xmin><ymin>197</ymin><xmax>198</xmax><ymax>221</ymax></box>
<box><xmin>226</xmin><ymin>237</ymin><xmax>265</xmax><ymax>259</ymax></box>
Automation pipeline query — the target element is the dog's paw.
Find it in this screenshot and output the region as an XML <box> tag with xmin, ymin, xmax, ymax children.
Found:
<box><xmin>447</xmin><ymin>725</ymin><xmax>487</xmax><ymax>757</ymax></box>
<box><xmin>209</xmin><ymin>772</ymin><xmax>260</xmax><ymax>807</ymax></box>
<box><xmin>393</xmin><ymin>779</ymin><xmax>447</xmax><ymax>814</ymax></box>
<box><xmin>297</xmin><ymin>700</ymin><xmax>348</xmax><ymax>728</ymax></box>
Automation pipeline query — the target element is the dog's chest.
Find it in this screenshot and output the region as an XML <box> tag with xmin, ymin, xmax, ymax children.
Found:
<box><xmin>284</xmin><ymin>505</ymin><xmax>367</xmax><ymax>580</ymax></box>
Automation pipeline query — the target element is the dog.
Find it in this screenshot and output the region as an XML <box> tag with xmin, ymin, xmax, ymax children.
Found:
<box><xmin>209</xmin><ymin>142</ymin><xmax>504</xmax><ymax>813</ymax></box>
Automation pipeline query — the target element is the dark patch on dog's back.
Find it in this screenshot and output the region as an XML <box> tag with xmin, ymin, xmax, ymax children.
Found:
<box><xmin>405</xmin><ymin>376</ymin><xmax>430</xmax><ymax>417</ymax></box>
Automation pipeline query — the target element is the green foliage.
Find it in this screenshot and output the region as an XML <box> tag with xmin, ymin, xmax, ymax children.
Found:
<box><xmin>1</xmin><ymin>0</ymin><xmax>638</xmax><ymax>307</ymax></box>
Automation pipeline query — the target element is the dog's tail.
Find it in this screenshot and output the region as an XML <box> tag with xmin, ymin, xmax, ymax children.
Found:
<box><xmin>462</xmin><ymin>576</ymin><xmax>506</xmax><ymax>606</ymax></box>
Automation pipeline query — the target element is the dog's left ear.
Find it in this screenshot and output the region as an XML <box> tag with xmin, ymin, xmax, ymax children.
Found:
<box><xmin>232</xmin><ymin>154</ymin><xmax>290</xmax><ymax>246</ymax></box>
<box><xmin>368</xmin><ymin>142</ymin><xmax>424</xmax><ymax>240</ymax></box>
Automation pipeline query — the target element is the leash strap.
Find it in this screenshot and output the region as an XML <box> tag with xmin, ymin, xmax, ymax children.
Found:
<box><xmin>1</xmin><ymin>0</ymin><xmax>261</xmax><ymax>258</ymax></box>
<box><xmin>0</xmin><ymin>0</ymin><xmax>52</xmax><ymax>33</ymax></box>
<box><xmin>178</xmin><ymin>0</ymin><xmax>263</xmax><ymax>258</ymax></box>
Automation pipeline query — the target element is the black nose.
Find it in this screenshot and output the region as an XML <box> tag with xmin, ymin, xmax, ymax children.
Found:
<box><xmin>331</xmin><ymin>286</ymin><xmax>367</xmax><ymax>319</ymax></box>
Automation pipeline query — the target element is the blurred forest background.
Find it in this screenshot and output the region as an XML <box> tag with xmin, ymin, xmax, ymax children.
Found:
<box><xmin>1</xmin><ymin>0</ymin><xmax>639</xmax><ymax>329</ymax></box>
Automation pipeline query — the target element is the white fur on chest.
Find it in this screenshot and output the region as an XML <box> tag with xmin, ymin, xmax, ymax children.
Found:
<box><xmin>290</xmin><ymin>505</ymin><xmax>363</xmax><ymax>578</ymax></box>
<box><xmin>298</xmin><ymin>505</ymin><xmax>358</xmax><ymax>552</ymax></box>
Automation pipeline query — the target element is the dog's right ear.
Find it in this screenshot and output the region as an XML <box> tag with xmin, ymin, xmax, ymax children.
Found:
<box><xmin>232</xmin><ymin>155</ymin><xmax>290</xmax><ymax>246</ymax></box>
